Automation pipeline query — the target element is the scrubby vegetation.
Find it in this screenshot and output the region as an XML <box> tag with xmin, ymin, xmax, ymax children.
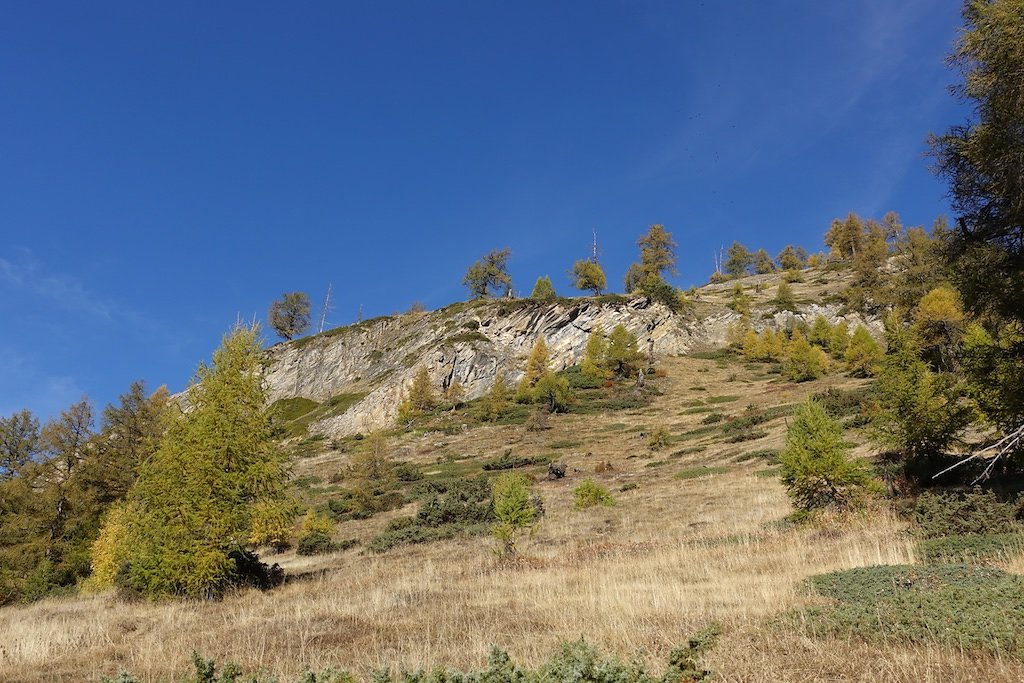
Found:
<box><xmin>794</xmin><ymin>564</ymin><xmax>1024</xmax><ymax>657</ymax></box>
<box><xmin>100</xmin><ymin>635</ymin><xmax>721</xmax><ymax>683</ymax></box>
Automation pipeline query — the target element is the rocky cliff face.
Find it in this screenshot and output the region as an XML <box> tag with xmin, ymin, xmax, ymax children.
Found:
<box><xmin>264</xmin><ymin>287</ymin><xmax>873</xmax><ymax>438</ymax></box>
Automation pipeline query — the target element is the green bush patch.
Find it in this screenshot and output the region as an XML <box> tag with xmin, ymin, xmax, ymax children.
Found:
<box><xmin>793</xmin><ymin>564</ymin><xmax>1024</xmax><ymax>658</ymax></box>
<box><xmin>368</xmin><ymin>477</ymin><xmax>494</xmax><ymax>552</ymax></box>
<box><xmin>920</xmin><ymin>532</ymin><xmax>1024</xmax><ymax>564</ymax></box>
<box><xmin>914</xmin><ymin>488</ymin><xmax>1018</xmax><ymax>539</ymax></box>
<box><xmin>481</xmin><ymin>454</ymin><xmax>552</xmax><ymax>471</ymax></box>
<box><xmin>102</xmin><ymin>633</ymin><xmax>720</xmax><ymax>683</ymax></box>
<box><xmin>734</xmin><ymin>448</ymin><xmax>780</xmax><ymax>463</ymax></box>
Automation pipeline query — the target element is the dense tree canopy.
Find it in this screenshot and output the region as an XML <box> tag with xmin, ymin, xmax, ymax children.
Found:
<box><xmin>115</xmin><ymin>324</ymin><xmax>294</xmax><ymax>598</ymax></box>
<box><xmin>724</xmin><ymin>242</ymin><xmax>753</xmax><ymax>279</ymax></box>
<box><xmin>530</xmin><ymin>275</ymin><xmax>556</xmax><ymax>301</ymax></box>
<box><xmin>930</xmin><ymin>0</ymin><xmax>1024</xmax><ymax>327</ymax></box>
<box><xmin>571</xmin><ymin>259</ymin><xmax>606</xmax><ymax>295</ymax></box>
<box><xmin>637</xmin><ymin>224</ymin><xmax>678</xmax><ymax>280</ymax></box>
<box><xmin>463</xmin><ymin>248</ymin><xmax>513</xmax><ymax>298</ymax></box>
<box><xmin>268</xmin><ymin>292</ymin><xmax>311</xmax><ymax>341</ymax></box>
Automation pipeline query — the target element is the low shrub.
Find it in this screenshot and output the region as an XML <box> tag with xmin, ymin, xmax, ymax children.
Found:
<box><xmin>102</xmin><ymin>635</ymin><xmax>719</xmax><ymax>683</ymax></box>
<box><xmin>724</xmin><ymin>429</ymin><xmax>768</xmax><ymax>443</ymax></box>
<box><xmin>701</xmin><ymin>412</ymin><xmax>726</xmax><ymax>424</ymax></box>
<box><xmin>647</xmin><ymin>425</ymin><xmax>671</xmax><ymax>451</ymax></box>
<box><xmin>482</xmin><ymin>453</ymin><xmax>551</xmax><ymax>471</ymax></box>
<box><xmin>296</xmin><ymin>531</ymin><xmax>336</xmax><ymax>556</ymax></box>
<box><xmin>734</xmin><ymin>448</ymin><xmax>780</xmax><ymax>463</ymax></box>
<box><xmin>914</xmin><ymin>488</ymin><xmax>1017</xmax><ymax>538</ymax></box>
<box><xmin>792</xmin><ymin>564</ymin><xmax>1024</xmax><ymax>658</ymax></box>
<box><xmin>573</xmin><ymin>480</ymin><xmax>615</xmax><ymax>509</ymax></box>
<box><xmin>920</xmin><ymin>532</ymin><xmax>1024</xmax><ymax>564</ymax></box>
<box><xmin>368</xmin><ymin>477</ymin><xmax>495</xmax><ymax>553</ymax></box>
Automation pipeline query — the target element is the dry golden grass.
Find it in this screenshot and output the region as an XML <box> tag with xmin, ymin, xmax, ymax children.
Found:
<box><xmin>2</xmin><ymin>355</ymin><xmax>1022</xmax><ymax>682</ymax></box>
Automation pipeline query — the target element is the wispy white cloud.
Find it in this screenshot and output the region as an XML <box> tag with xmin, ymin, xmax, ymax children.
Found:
<box><xmin>630</xmin><ymin>0</ymin><xmax>941</xmax><ymax>188</ymax></box>
<box><xmin>0</xmin><ymin>250</ymin><xmax>115</xmax><ymax>320</ymax></box>
<box><xmin>0</xmin><ymin>349</ymin><xmax>84</xmax><ymax>420</ymax></box>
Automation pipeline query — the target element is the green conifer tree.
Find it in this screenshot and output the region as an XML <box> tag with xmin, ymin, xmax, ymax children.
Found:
<box><xmin>604</xmin><ymin>325</ymin><xmax>643</xmax><ymax>378</ymax></box>
<box><xmin>727</xmin><ymin>283</ymin><xmax>751</xmax><ymax>316</ymax></box>
<box><xmin>516</xmin><ymin>338</ymin><xmax>551</xmax><ymax>402</ymax></box>
<box><xmin>872</xmin><ymin>325</ymin><xmax>975</xmax><ymax>462</ymax></box>
<box><xmin>724</xmin><ymin>241</ymin><xmax>754</xmax><ymax>279</ymax></box>
<box><xmin>829</xmin><ymin>320</ymin><xmax>851</xmax><ymax>359</ymax></box>
<box><xmin>532</xmin><ymin>373</ymin><xmax>573</xmax><ymax>413</ymax></box>
<box><xmin>773</xmin><ymin>280</ymin><xmax>797</xmax><ymax>311</ymax></box>
<box><xmin>581</xmin><ymin>325</ymin><xmax>609</xmax><ymax>378</ymax></box>
<box><xmin>572</xmin><ymin>260</ymin><xmax>607</xmax><ymax>296</ymax></box>
<box><xmin>845</xmin><ymin>326</ymin><xmax>884</xmax><ymax>377</ymax></box>
<box><xmin>776</xmin><ymin>245</ymin><xmax>809</xmax><ymax>270</ymax></box>
<box><xmin>753</xmin><ymin>249</ymin><xmax>777</xmax><ymax>274</ymax></box>
<box><xmin>783</xmin><ymin>331</ymin><xmax>828</xmax><ymax>382</ymax></box>
<box><xmin>808</xmin><ymin>316</ymin><xmax>833</xmax><ymax>351</ymax></box>
<box><xmin>484</xmin><ymin>373</ymin><xmax>511</xmax><ymax>421</ymax></box>
<box><xmin>780</xmin><ymin>399</ymin><xmax>874</xmax><ymax>515</ymax></box>
<box><xmin>119</xmin><ymin>324</ymin><xmax>295</xmax><ymax>598</ymax></box>
<box><xmin>530</xmin><ymin>276</ymin><xmax>557</xmax><ymax>302</ymax></box>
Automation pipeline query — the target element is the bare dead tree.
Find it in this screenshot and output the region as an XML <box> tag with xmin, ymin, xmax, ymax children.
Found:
<box><xmin>318</xmin><ymin>283</ymin><xmax>333</xmax><ymax>334</ymax></box>
<box><xmin>933</xmin><ymin>423</ymin><xmax>1024</xmax><ymax>484</ymax></box>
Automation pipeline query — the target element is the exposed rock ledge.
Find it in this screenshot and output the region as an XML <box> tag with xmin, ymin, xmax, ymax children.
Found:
<box><xmin>263</xmin><ymin>295</ymin><xmax>871</xmax><ymax>437</ymax></box>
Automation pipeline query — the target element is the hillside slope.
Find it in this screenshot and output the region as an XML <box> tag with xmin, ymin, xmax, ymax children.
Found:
<box><xmin>264</xmin><ymin>267</ymin><xmax>874</xmax><ymax>437</ymax></box>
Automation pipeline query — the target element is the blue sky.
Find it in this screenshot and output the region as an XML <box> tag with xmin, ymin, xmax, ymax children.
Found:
<box><xmin>1</xmin><ymin>1</ymin><xmax>967</xmax><ymax>421</ymax></box>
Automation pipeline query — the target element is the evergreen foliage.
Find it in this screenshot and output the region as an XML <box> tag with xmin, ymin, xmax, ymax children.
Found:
<box><xmin>491</xmin><ymin>472</ymin><xmax>540</xmax><ymax>557</ymax></box>
<box><xmin>604</xmin><ymin>324</ymin><xmax>644</xmax><ymax>378</ymax></box>
<box><xmin>573</xmin><ymin>479</ymin><xmax>615</xmax><ymax>509</ymax></box>
<box><xmin>0</xmin><ymin>409</ymin><xmax>40</xmax><ymax>480</ymax></box>
<box><xmin>727</xmin><ymin>283</ymin><xmax>750</xmax><ymax>315</ymax></box>
<box><xmin>623</xmin><ymin>262</ymin><xmax>646</xmax><ymax>293</ymax></box>
<box><xmin>844</xmin><ymin>326</ymin><xmax>883</xmax><ymax>377</ymax></box>
<box><xmin>776</xmin><ymin>245</ymin><xmax>808</xmax><ymax>270</ymax></box>
<box><xmin>724</xmin><ymin>241</ymin><xmax>753</xmax><ymax>278</ymax></box>
<box><xmin>580</xmin><ymin>325</ymin><xmax>609</xmax><ymax>379</ymax></box>
<box><xmin>116</xmin><ymin>324</ymin><xmax>294</xmax><ymax>598</ymax></box>
<box><xmin>638</xmin><ymin>274</ymin><xmax>687</xmax><ymax>313</ymax></box>
<box><xmin>871</xmin><ymin>325</ymin><xmax>975</xmax><ymax>462</ymax></box>
<box><xmin>883</xmin><ymin>221</ymin><xmax>950</xmax><ymax>311</ymax></box>
<box><xmin>530</xmin><ymin>275</ymin><xmax>556</xmax><ymax>302</ymax></box>
<box><xmin>532</xmin><ymin>373</ymin><xmax>573</xmax><ymax>413</ymax></box>
<box><xmin>571</xmin><ymin>259</ymin><xmax>606</xmax><ymax>295</ymax></box>
<box><xmin>268</xmin><ymin>292</ymin><xmax>311</xmax><ymax>341</ymax></box>
<box><xmin>772</xmin><ymin>280</ymin><xmax>797</xmax><ymax>311</ymax></box>
<box><xmin>782</xmin><ymin>332</ymin><xmax>828</xmax><ymax>382</ymax></box>
<box><xmin>962</xmin><ymin>322</ymin><xmax>1024</xmax><ymax>430</ymax></box>
<box><xmin>753</xmin><ymin>248</ymin><xmax>777</xmax><ymax>274</ymax></box>
<box><xmin>779</xmin><ymin>399</ymin><xmax>873</xmax><ymax>514</ymax></box>
<box><xmin>930</xmin><ymin>0</ymin><xmax>1024</xmax><ymax>329</ymax></box>
<box><xmin>463</xmin><ymin>248</ymin><xmax>513</xmax><ymax>298</ymax></box>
